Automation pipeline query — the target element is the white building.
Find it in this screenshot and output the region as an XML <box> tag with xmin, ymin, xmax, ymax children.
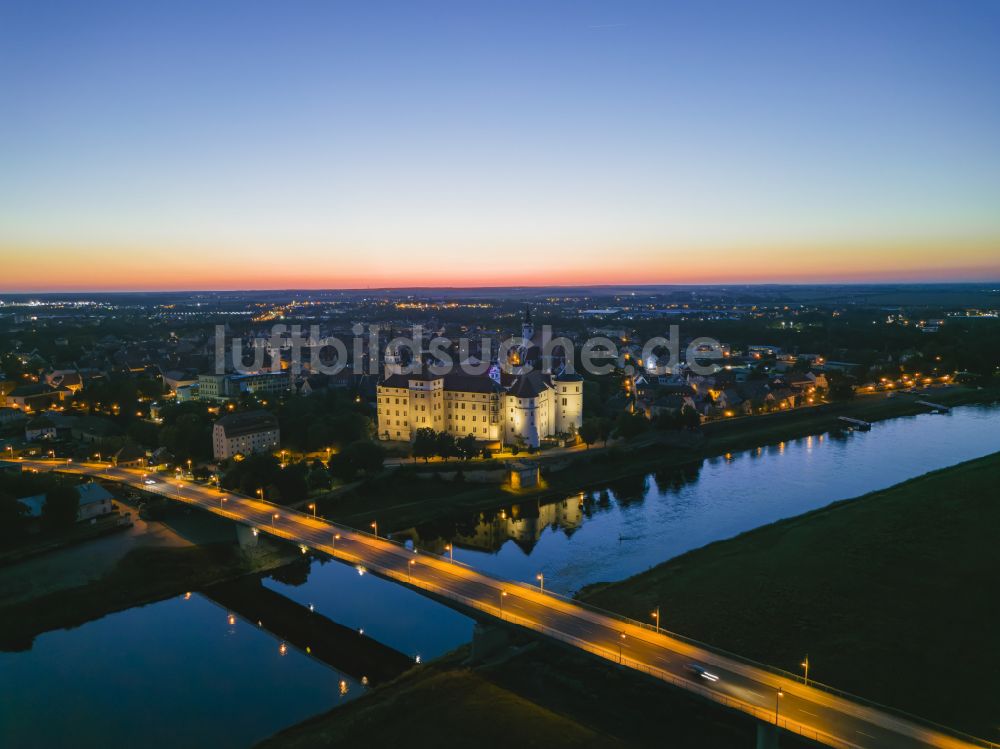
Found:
<box><xmin>377</xmin><ymin>368</ymin><xmax>582</xmax><ymax>448</ymax></box>
<box><xmin>212</xmin><ymin>410</ymin><xmax>280</xmax><ymax>460</ymax></box>
<box><xmin>376</xmin><ymin>309</ymin><xmax>583</xmax><ymax>448</ymax></box>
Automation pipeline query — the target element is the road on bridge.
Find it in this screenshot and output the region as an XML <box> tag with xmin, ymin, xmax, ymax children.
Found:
<box><xmin>22</xmin><ymin>459</ymin><xmax>990</xmax><ymax>749</ymax></box>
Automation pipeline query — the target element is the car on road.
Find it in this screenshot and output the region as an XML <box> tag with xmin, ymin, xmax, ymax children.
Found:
<box><xmin>684</xmin><ymin>663</ymin><xmax>720</xmax><ymax>682</ymax></box>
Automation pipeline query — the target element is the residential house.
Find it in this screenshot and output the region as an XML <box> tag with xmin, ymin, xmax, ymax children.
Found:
<box><xmin>18</xmin><ymin>482</ymin><xmax>116</xmax><ymax>523</ymax></box>
<box><xmin>25</xmin><ymin>416</ymin><xmax>57</xmax><ymax>441</ymax></box>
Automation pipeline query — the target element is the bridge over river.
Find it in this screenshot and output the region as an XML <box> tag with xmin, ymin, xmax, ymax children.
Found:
<box><xmin>21</xmin><ymin>459</ymin><xmax>993</xmax><ymax>749</ymax></box>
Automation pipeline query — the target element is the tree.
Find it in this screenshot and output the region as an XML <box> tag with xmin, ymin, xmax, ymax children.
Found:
<box><xmin>829</xmin><ymin>375</ymin><xmax>855</xmax><ymax>401</ymax></box>
<box><xmin>435</xmin><ymin>432</ymin><xmax>456</xmax><ymax>461</ymax></box>
<box><xmin>679</xmin><ymin>405</ymin><xmax>702</xmax><ymax>430</ymax></box>
<box><xmin>597</xmin><ymin>417</ymin><xmax>614</xmax><ymax>446</ymax></box>
<box><xmin>0</xmin><ymin>491</ymin><xmax>27</xmax><ymax>541</ymax></box>
<box><xmin>344</xmin><ymin>440</ymin><xmax>385</xmax><ymax>476</ymax></box>
<box><xmin>579</xmin><ymin>419</ymin><xmax>600</xmax><ymax>449</ymax></box>
<box><xmin>42</xmin><ymin>485</ymin><xmax>79</xmax><ymax>529</ymax></box>
<box><xmin>412</xmin><ymin>428</ymin><xmax>437</xmax><ymax>463</ymax></box>
<box><xmin>273</xmin><ymin>462</ymin><xmax>309</xmax><ymax>504</ymax></box>
<box><xmin>327</xmin><ymin>452</ymin><xmax>357</xmax><ymax>483</ymax></box>
<box><xmin>614</xmin><ymin>412</ymin><xmax>650</xmax><ymax>440</ymax></box>
<box><xmin>456</xmin><ymin>434</ymin><xmax>478</xmax><ymax>460</ymax></box>
<box><xmin>307</xmin><ymin>462</ymin><xmax>331</xmax><ymax>491</ymax></box>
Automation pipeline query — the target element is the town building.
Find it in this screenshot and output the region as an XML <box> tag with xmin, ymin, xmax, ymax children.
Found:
<box><xmin>212</xmin><ymin>410</ymin><xmax>280</xmax><ymax>460</ymax></box>
<box><xmin>18</xmin><ymin>483</ymin><xmax>116</xmax><ymax>523</ymax></box>
<box><xmin>198</xmin><ymin>371</ymin><xmax>291</xmax><ymax>402</ymax></box>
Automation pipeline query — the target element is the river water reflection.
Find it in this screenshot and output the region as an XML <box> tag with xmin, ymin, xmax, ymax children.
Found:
<box><xmin>399</xmin><ymin>405</ymin><xmax>1000</xmax><ymax>594</ymax></box>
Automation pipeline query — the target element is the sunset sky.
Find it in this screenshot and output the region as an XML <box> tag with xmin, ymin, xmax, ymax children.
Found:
<box><xmin>2</xmin><ymin>0</ymin><xmax>999</xmax><ymax>291</ymax></box>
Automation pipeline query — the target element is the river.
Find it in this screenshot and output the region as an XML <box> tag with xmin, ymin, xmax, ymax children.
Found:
<box><xmin>1</xmin><ymin>404</ymin><xmax>997</xmax><ymax>748</ymax></box>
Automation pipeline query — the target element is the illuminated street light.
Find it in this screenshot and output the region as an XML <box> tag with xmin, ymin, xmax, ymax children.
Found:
<box><xmin>618</xmin><ymin>632</ymin><xmax>627</xmax><ymax>663</ymax></box>
<box><xmin>444</xmin><ymin>543</ymin><xmax>453</xmax><ymax>562</ymax></box>
<box><xmin>371</xmin><ymin>520</ymin><xmax>378</xmax><ymax>538</ymax></box>
<box><xmin>536</xmin><ymin>572</ymin><xmax>544</xmax><ymax>593</ymax></box>
<box><xmin>257</xmin><ymin>487</ymin><xmax>264</xmax><ymax>500</ymax></box>
<box><xmin>220</xmin><ymin>496</ymin><xmax>227</xmax><ymax>510</ymax></box>
<box><xmin>407</xmin><ymin>558</ymin><xmax>416</xmax><ymax>581</ymax></box>
<box><xmin>651</xmin><ymin>606</ymin><xmax>660</xmax><ymax>634</ymax></box>
<box><xmin>499</xmin><ymin>590</ymin><xmax>507</xmax><ymax>613</ymax></box>
<box><xmin>332</xmin><ymin>532</ymin><xmax>341</xmax><ymax>554</ymax></box>
<box><xmin>801</xmin><ymin>655</ymin><xmax>810</xmax><ymax>686</ymax></box>
<box><xmin>308</xmin><ymin>502</ymin><xmax>316</xmax><ymax>517</ymax></box>
<box><xmin>775</xmin><ymin>687</ymin><xmax>784</xmax><ymax>726</ymax></box>
<box><xmin>271</xmin><ymin>512</ymin><xmax>279</xmax><ymax>528</ymax></box>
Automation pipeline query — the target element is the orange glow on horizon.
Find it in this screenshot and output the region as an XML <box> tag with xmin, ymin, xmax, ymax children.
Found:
<box><xmin>2</xmin><ymin>236</ymin><xmax>998</xmax><ymax>291</ymax></box>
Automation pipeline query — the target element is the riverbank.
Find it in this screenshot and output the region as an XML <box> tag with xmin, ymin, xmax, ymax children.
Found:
<box><xmin>581</xmin><ymin>451</ymin><xmax>1000</xmax><ymax>741</ymax></box>
<box><xmin>327</xmin><ymin>386</ymin><xmax>999</xmax><ymax>531</ymax></box>
<box><xmin>0</xmin><ymin>529</ymin><xmax>298</xmax><ymax>651</ymax></box>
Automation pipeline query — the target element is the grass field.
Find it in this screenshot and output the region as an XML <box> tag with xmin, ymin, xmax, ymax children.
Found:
<box><xmin>583</xmin><ymin>451</ymin><xmax>1000</xmax><ymax>740</ymax></box>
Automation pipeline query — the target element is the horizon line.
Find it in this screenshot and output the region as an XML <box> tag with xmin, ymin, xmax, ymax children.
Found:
<box><xmin>2</xmin><ymin>279</ymin><xmax>999</xmax><ymax>296</ymax></box>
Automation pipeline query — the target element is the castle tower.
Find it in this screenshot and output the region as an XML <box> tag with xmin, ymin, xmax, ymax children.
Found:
<box><xmin>521</xmin><ymin>306</ymin><xmax>534</xmax><ymax>342</ymax></box>
<box><xmin>553</xmin><ymin>372</ymin><xmax>584</xmax><ymax>436</ymax></box>
<box><xmin>383</xmin><ymin>344</ymin><xmax>402</xmax><ymax>377</ymax></box>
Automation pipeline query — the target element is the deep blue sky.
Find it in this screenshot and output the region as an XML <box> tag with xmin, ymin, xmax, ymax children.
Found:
<box><xmin>2</xmin><ymin>0</ymin><xmax>999</xmax><ymax>289</ymax></box>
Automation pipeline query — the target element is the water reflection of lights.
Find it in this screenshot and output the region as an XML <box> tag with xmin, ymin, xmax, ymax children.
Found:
<box><xmin>339</xmin><ymin>680</ymin><xmax>348</xmax><ymax>696</ymax></box>
<box><xmin>356</xmin><ymin>565</ymin><xmax>366</xmax><ymax>575</ymax></box>
<box><xmin>227</xmin><ymin>613</ymin><xmax>236</xmax><ymax>627</ymax></box>
<box><xmin>183</xmin><ymin>592</ymin><xmax>192</xmax><ymax>601</ymax></box>
<box><xmin>278</xmin><ymin>642</ymin><xmax>288</xmax><ymax>656</ymax></box>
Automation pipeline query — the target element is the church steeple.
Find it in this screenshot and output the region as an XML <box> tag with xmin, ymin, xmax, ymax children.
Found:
<box><xmin>521</xmin><ymin>305</ymin><xmax>534</xmax><ymax>341</ymax></box>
